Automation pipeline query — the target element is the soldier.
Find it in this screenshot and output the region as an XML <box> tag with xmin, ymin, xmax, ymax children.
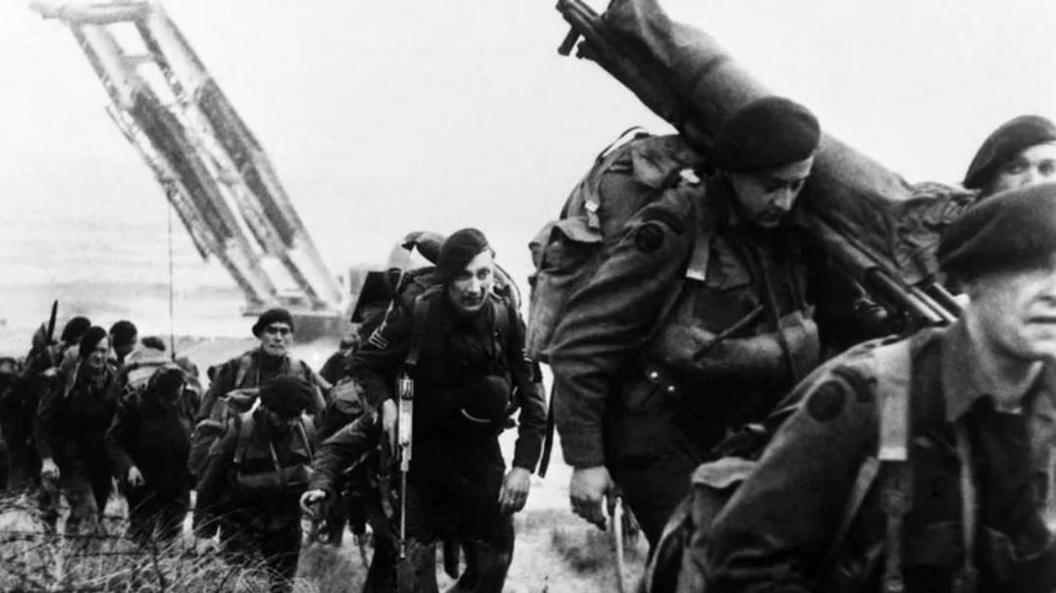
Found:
<box><xmin>105</xmin><ymin>364</ymin><xmax>195</xmax><ymax>544</ymax></box>
<box><xmin>304</xmin><ymin>228</ymin><xmax>547</xmax><ymax>592</ymax></box>
<box><xmin>550</xmin><ymin>97</ymin><xmax>882</xmax><ymax>545</ymax></box>
<box><xmin>964</xmin><ymin>115</ymin><xmax>1056</xmax><ymax>198</ymax></box>
<box><xmin>108</xmin><ymin>320</ymin><xmax>138</xmax><ymax>367</ymax></box>
<box><xmin>36</xmin><ymin>325</ymin><xmax>120</xmax><ymax>533</ymax></box>
<box><xmin>195</xmin><ymin>308</ymin><xmax>329</xmax><ymax>423</ymax></box>
<box><xmin>705</xmin><ymin>182</ymin><xmax>1056</xmax><ymax>592</ymax></box>
<box><xmin>194</xmin><ymin>376</ymin><xmax>318</xmax><ymax>593</ymax></box>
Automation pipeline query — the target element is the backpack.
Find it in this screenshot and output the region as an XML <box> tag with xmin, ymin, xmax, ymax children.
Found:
<box><xmin>525</xmin><ymin>129</ymin><xmax>705</xmax><ymax>362</ymax></box>
<box><xmin>231</xmin><ymin>410</ymin><xmax>315</xmax><ymax>498</ymax></box>
<box><xmin>640</xmin><ymin>339</ymin><xmax>912</xmax><ymax>593</ymax></box>
<box><xmin>187</xmin><ymin>353</ymin><xmax>315</xmax><ymax>478</ymax></box>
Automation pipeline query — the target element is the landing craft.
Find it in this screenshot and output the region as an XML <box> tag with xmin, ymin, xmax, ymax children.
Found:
<box><xmin>31</xmin><ymin>0</ymin><xmax>352</xmax><ymax>339</ymax></box>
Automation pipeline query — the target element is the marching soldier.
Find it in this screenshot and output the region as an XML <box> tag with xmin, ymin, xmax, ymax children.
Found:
<box><xmin>550</xmin><ymin>97</ymin><xmax>882</xmax><ymax>545</ymax></box>
<box><xmin>194</xmin><ymin>376</ymin><xmax>319</xmax><ymax>593</ymax></box>
<box><xmin>706</xmin><ymin>182</ymin><xmax>1056</xmax><ymax>592</ymax></box>
<box><xmin>303</xmin><ymin>228</ymin><xmax>547</xmax><ymax>592</ymax></box>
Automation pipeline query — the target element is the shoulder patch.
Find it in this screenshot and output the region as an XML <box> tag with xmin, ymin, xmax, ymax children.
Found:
<box><xmin>635</xmin><ymin>223</ymin><xmax>666</xmax><ymax>253</ymax></box>
<box><xmin>806</xmin><ymin>380</ymin><xmax>846</xmax><ymax>423</ymax></box>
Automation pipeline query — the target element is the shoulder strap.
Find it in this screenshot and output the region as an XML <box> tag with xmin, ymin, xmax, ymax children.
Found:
<box><xmin>874</xmin><ymin>339</ymin><xmax>914</xmax><ymax>593</ymax></box>
<box><xmin>234</xmin><ymin>354</ymin><xmax>253</xmax><ymax>388</ymax></box>
<box><xmin>404</xmin><ymin>292</ymin><xmax>434</xmax><ymax>369</ymax></box>
<box><xmin>233</xmin><ymin>412</ymin><xmax>254</xmax><ymax>466</ymax></box>
<box><xmin>817</xmin><ymin>339</ymin><xmax>913</xmax><ymax>590</ymax></box>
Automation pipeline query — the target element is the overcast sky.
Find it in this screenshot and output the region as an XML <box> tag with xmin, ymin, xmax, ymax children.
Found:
<box><xmin>2</xmin><ymin>1</ymin><xmax>1055</xmax><ymax>297</ymax></box>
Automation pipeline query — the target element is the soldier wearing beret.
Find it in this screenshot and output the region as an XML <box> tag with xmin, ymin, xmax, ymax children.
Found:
<box><xmin>705</xmin><ymin>183</ymin><xmax>1056</xmax><ymax>593</ymax></box>
<box><xmin>550</xmin><ymin>96</ymin><xmax>883</xmax><ymax>545</ymax></box>
<box><xmin>303</xmin><ymin>228</ymin><xmax>547</xmax><ymax>592</ymax></box>
<box><xmin>194</xmin><ymin>375</ymin><xmax>319</xmax><ymax>593</ymax></box>
<box><xmin>964</xmin><ymin>115</ymin><xmax>1056</xmax><ymax>198</ymax></box>
<box><xmin>195</xmin><ymin>307</ymin><xmax>329</xmax><ymax>424</ymax></box>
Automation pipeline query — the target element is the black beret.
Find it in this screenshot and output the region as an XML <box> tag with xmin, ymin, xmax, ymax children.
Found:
<box><xmin>260</xmin><ymin>376</ymin><xmax>314</xmax><ymax>418</ymax></box>
<box><xmin>78</xmin><ymin>326</ymin><xmax>109</xmax><ymax>360</ymax></box>
<box><xmin>252</xmin><ymin>307</ymin><xmax>294</xmax><ymax>337</ymax></box>
<box><xmin>964</xmin><ymin>115</ymin><xmax>1056</xmax><ymax>190</ymax></box>
<box><xmin>109</xmin><ymin>320</ymin><xmax>138</xmax><ymax>348</ymax></box>
<box><xmin>713</xmin><ymin>96</ymin><xmax>821</xmax><ymax>173</ymax></box>
<box><xmin>436</xmin><ymin>228</ymin><xmax>491</xmax><ymax>283</ymax></box>
<box><xmin>938</xmin><ymin>182</ymin><xmax>1056</xmax><ymax>281</ymax></box>
<box><xmin>460</xmin><ymin>375</ymin><xmax>511</xmax><ymax>425</ymax></box>
<box><xmin>61</xmin><ymin>316</ymin><xmax>92</xmax><ymax>344</ymax></box>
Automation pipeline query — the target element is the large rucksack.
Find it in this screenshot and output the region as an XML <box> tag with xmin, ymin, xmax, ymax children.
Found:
<box><xmin>641</xmin><ymin>338</ymin><xmax>913</xmax><ymax>593</ymax></box>
<box><xmin>526</xmin><ymin>129</ymin><xmax>705</xmax><ymax>362</ymax></box>
<box><xmin>187</xmin><ymin>354</ymin><xmax>316</xmax><ymax>478</ymax></box>
<box><xmin>230</xmin><ymin>410</ymin><xmax>315</xmax><ymax>498</ymax></box>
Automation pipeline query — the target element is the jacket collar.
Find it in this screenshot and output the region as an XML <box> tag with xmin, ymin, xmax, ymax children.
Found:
<box><xmin>940</xmin><ymin>319</ymin><xmax>1056</xmax><ymax>422</ymax></box>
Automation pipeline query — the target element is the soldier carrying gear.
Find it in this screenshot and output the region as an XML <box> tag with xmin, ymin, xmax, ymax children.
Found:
<box><xmin>105</xmin><ymin>364</ymin><xmax>196</xmax><ymax>544</ymax></box>
<box><xmin>194</xmin><ymin>375</ymin><xmax>319</xmax><ymax>593</ymax></box>
<box><xmin>704</xmin><ymin>182</ymin><xmax>1056</xmax><ymax>593</ymax></box>
<box><xmin>189</xmin><ymin>308</ymin><xmax>329</xmax><ymax>479</ymax></box>
<box><xmin>304</xmin><ymin>228</ymin><xmax>547</xmax><ymax>593</ymax></box>
<box><xmin>550</xmin><ymin>97</ymin><xmax>886</xmax><ymax>546</ymax></box>
<box><xmin>36</xmin><ymin>325</ymin><xmax>120</xmax><ymax>534</ymax></box>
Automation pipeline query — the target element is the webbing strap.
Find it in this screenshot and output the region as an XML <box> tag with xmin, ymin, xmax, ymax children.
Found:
<box><xmin>953</xmin><ymin>422</ymin><xmax>979</xmax><ymax>593</ymax></box>
<box><xmin>404</xmin><ymin>295</ymin><xmax>432</xmax><ymax>369</ymax></box>
<box><xmin>873</xmin><ymin>340</ymin><xmax>913</xmax><ymax>593</ymax></box>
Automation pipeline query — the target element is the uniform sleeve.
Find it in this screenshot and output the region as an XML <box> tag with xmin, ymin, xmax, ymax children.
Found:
<box><xmin>308</xmin><ymin>413</ymin><xmax>381</xmax><ymax>496</ymax></box>
<box><xmin>104</xmin><ymin>397</ymin><xmax>137</xmax><ymax>478</ymax></box>
<box><xmin>350</xmin><ymin>306</ymin><xmax>412</xmax><ymax>408</ymax></box>
<box><xmin>549</xmin><ymin>189</ymin><xmax>694</xmax><ymax>468</ymax></box>
<box><xmin>706</xmin><ymin>372</ymin><xmax>878</xmax><ymax>593</ymax></box>
<box><xmin>193</xmin><ymin>420</ymin><xmax>239</xmax><ymax>538</ymax></box>
<box><xmin>508</xmin><ymin>310</ymin><xmax>547</xmax><ymax>471</ymax></box>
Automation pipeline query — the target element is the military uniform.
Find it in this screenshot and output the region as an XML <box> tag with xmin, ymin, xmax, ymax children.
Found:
<box><xmin>196</xmin><ymin>348</ymin><xmax>328</xmax><ymax>422</ymax></box>
<box><xmin>551</xmin><ymin>175</ymin><xmax>871</xmax><ymax>544</ymax></box>
<box><xmin>104</xmin><ymin>372</ymin><xmax>196</xmax><ymax>543</ymax></box>
<box><xmin>349</xmin><ymin>287</ymin><xmax>547</xmax><ymax>593</ymax></box>
<box><xmin>706</xmin><ymin>322</ymin><xmax>1056</xmax><ymax>592</ymax></box>
<box><xmin>195</xmin><ymin>406</ymin><xmax>317</xmax><ymax>593</ymax></box>
<box><xmin>35</xmin><ymin>361</ymin><xmax>121</xmax><ymax>532</ymax></box>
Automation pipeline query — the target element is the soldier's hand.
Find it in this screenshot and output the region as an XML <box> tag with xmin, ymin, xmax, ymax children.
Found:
<box><xmin>569</xmin><ymin>466</ymin><xmax>615</xmax><ymax>530</ymax></box>
<box><xmin>381</xmin><ymin>398</ymin><xmax>398</xmax><ymax>452</ymax></box>
<box><xmin>40</xmin><ymin>458</ymin><xmax>60</xmax><ymax>483</ymax></box>
<box><xmin>300</xmin><ymin>489</ymin><xmax>328</xmax><ymax>515</ymax></box>
<box><xmin>498</xmin><ymin>467</ymin><xmax>532</xmax><ymax>514</ymax></box>
<box><xmin>127</xmin><ymin>466</ymin><xmax>145</xmax><ymax>488</ymax></box>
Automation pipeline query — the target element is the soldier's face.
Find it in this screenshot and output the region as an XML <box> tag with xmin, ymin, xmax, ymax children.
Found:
<box><xmin>728</xmin><ymin>156</ymin><xmax>814</xmax><ymax>228</ymax></box>
<box><xmin>447</xmin><ymin>250</ymin><xmax>495</xmax><ymax>315</ymax></box>
<box><xmin>260</xmin><ymin>323</ymin><xmax>292</xmax><ymax>357</ymax></box>
<box><xmin>87</xmin><ymin>337</ymin><xmax>110</xmax><ymax>370</ymax></box>
<box><xmin>986</xmin><ymin>143</ymin><xmax>1056</xmax><ymax>196</ymax></box>
<box><xmin>969</xmin><ymin>255</ymin><xmax>1056</xmax><ymax>360</ymax></box>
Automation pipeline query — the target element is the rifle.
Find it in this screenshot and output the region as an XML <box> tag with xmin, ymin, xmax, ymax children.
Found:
<box><xmin>555</xmin><ymin>0</ymin><xmax>962</xmax><ymax>328</ymax></box>
<box><xmin>45</xmin><ymin>300</ymin><xmax>58</xmax><ymax>345</ymax></box>
<box><xmin>395</xmin><ymin>371</ymin><xmax>414</xmax><ymax>560</ymax></box>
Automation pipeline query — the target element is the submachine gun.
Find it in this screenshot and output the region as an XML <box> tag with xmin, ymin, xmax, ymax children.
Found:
<box><xmin>555</xmin><ymin>0</ymin><xmax>967</xmax><ymax>329</ymax></box>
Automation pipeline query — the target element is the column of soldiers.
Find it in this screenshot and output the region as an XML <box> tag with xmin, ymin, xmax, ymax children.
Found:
<box><xmin>2</xmin><ymin>77</ymin><xmax>1056</xmax><ymax>593</ymax></box>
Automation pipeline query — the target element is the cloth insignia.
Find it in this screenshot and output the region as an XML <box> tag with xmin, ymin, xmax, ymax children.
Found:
<box><xmin>806</xmin><ymin>381</ymin><xmax>846</xmax><ymax>422</ymax></box>
<box><xmin>635</xmin><ymin>223</ymin><xmax>665</xmax><ymax>253</ymax></box>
